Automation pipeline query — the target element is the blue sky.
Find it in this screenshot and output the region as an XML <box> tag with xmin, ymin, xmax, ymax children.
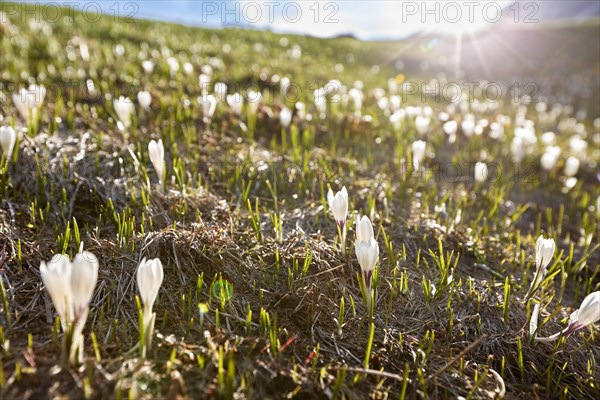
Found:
<box><xmin>15</xmin><ymin>1</ymin><xmax>600</xmax><ymax>40</ymax></box>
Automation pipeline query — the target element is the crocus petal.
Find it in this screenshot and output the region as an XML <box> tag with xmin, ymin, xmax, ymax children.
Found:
<box><xmin>70</xmin><ymin>252</ymin><xmax>99</xmax><ymax>319</ymax></box>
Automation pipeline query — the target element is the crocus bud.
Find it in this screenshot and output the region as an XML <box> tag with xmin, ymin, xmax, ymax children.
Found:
<box><xmin>536</xmin><ymin>235</ymin><xmax>555</xmax><ymax>271</ymax></box>
<box><xmin>355</xmin><ymin>215</ymin><xmax>374</xmax><ymax>243</ymax></box>
<box><xmin>327</xmin><ymin>187</ymin><xmax>348</xmax><ymax>228</ymax></box>
<box><xmin>40</xmin><ymin>254</ymin><xmax>73</xmax><ymax>327</ymax></box>
<box><xmin>474</xmin><ymin>162</ymin><xmax>488</xmax><ymax>183</ymax></box>
<box><xmin>137</xmin><ymin>258</ymin><xmax>164</xmax><ymax>351</ymax></box>
<box><xmin>148</xmin><ymin>139</ymin><xmax>165</xmax><ymax>188</ymax></box>
<box><xmin>411</xmin><ymin>140</ymin><xmax>426</xmax><ymax>170</ymax></box>
<box><xmin>0</xmin><ymin>125</ymin><xmax>17</xmax><ymax>159</ymax></box>
<box><xmin>528</xmin><ymin>235</ymin><xmax>555</xmax><ymax>297</ymax></box>
<box><xmin>40</xmin><ymin>251</ymin><xmax>99</xmax><ymax>365</ymax></box>
<box><xmin>69</xmin><ymin>252</ymin><xmax>99</xmax><ymax>321</ymax></box>
<box><xmin>564</xmin><ymin>156</ymin><xmax>580</xmax><ymax>177</ymax></box>
<box><xmin>137</xmin><ymin>91</ymin><xmax>152</xmax><ymax>110</ymax></box>
<box><xmin>113</xmin><ymin>96</ymin><xmax>134</xmax><ymax>128</ymax></box>
<box><xmin>327</xmin><ymin>187</ymin><xmax>349</xmax><ymax>254</ymax></box>
<box><xmin>355</xmin><ymin>237</ymin><xmax>379</xmax><ymax>292</ymax></box>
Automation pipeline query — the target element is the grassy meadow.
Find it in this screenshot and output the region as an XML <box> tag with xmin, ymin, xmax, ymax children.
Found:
<box><xmin>0</xmin><ymin>3</ymin><xmax>599</xmax><ymax>399</ymax></box>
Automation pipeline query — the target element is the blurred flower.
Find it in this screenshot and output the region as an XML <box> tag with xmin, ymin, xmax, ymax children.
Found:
<box><xmin>569</xmin><ymin>136</ymin><xmax>587</xmax><ymax>159</ymax></box>
<box><xmin>13</xmin><ymin>84</ymin><xmax>46</xmax><ymax>123</ymax></box>
<box><xmin>348</xmin><ymin>88</ymin><xmax>363</xmax><ymax>114</ymax></box>
<box><xmin>137</xmin><ymin>91</ymin><xmax>152</xmax><ymax>110</ymax></box>
<box><xmin>183</xmin><ymin>62</ymin><xmax>194</xmax><ymax>76</ymax></box>
<box><xmin>279</xmin><ymin>106</ymin><xmax>292</xmax><ymax>128</ymax></box>
<box><xmin>199</xmin><ymin>94</ymin><xmax>217</xmax><ymax>123</ymax></box>
<box><xmin>563</xmin><ymin>156</ymin><xmax>580</xmax><ymax>177</ymax></box>
<box><xmin>541</xmin><ymin>131</ymin><xmax>555</xmax><ymax>145</ymax></box>
<box><xmin>214</xmin><ymin>82</ymin><xmax>228</xmax><ymax>102</ymax></box>
<box><xmin>167</xmin><ymin>57</ymin><xmax>179</xmax><ymax>77</ymax></box>
<box><xmin>142</xmin><ymin>60</ymin><xmax>154</xmax><ymax>74</ymax></box>
<box><xmin>411</xmin><ymin>140</ymin><xmax>426</xmax><ymax>170</ymax></box>
<box><xmin>199</xmin><ymin>74</ymin><xmax>211</xmax><ymax>96</ymax></box>
<box><xmin>295</xmin><ymin>102</ymin><xmax>305</xmax><ymax>121</ymax></box>
<box><xmin>0</xmin><ymin>125</ymin><xmax>16</xmax><ymax>159</ymax></box>
<box><xmin>113</xmin><ymin>96</ymin><xmax>134</xmax><ymax>128</ymax></box>
<box><xmin>40</xmin><ymin>251</ymin><xmax>99</xmax><ymax>365</ymax></box>
<box><xmin>136</xmin><ymin>258</ymin><xmax>164</xmax><ymax>353</ymax></box>
<box><xmin>474</xmin><ymin>162</ymin><xmax>488</xmax><ymax>183</ymax></box>
<box><xmin>280</xmin><ymin>76</ymin><xmax>290</xmax><ymax>98</ymax></box>
<box><xmin>248</xmin><ymin>90</ymin><xmax>262</xmax><ymax>114</ymax></box>
<box><xmin>148</xmin><ymin>139</ymin><xmax>165</xmax><ymax>189</ymax></box>
<box><xmin>462</xmin><ymin>118</ymin><xmax>475</xmax><ymax>137</ymax></box>
<box><xmin>415</xmin><ymin>115</ymin><xmax>430</xmax><ymax>135</ymax></box>
<box><xmin>328</xmin><ymin>187</ymin><xmax>349</xmax><ymax>254</ymax></box>
<box><xmin>314</xmin><ymin>88</ymin><xmax>326</xmax><ymax>117</ymax></box>
<box><xmin>226</xmin><ymin>93</ymin><xmax>243</xmax><ymax>115</ymax></box>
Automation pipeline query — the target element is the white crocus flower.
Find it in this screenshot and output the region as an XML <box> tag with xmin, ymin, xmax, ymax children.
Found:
<box><xmin>137</xmin><ymin>91</ymin><xmax>152</xmax><ymax>110</ymax></box>
<box><xmin>355</xmin><ymin>235</ymin><xmax>379</xmax><ymax>308</ymax></box>
<box><xmin>355</xmin><ymin>215</ymin><xmax>374</xmax><ymax>243</ymax></box>
<box><xmin>136</xmin><ymin>258</ymin><xmax>164</xmax><ymax>353</ymax></box>
<box><xmin>40</xmin><ymin>251</ymin><xmax>99</xmax><ymax>365</ymax></box>
<box><xmin>536</xmin><ymin>291</ymin><xmax>600</xmax><ymax>342</ymax></box>
<box><xmin>0</xmin><ymin>125</ymin><xmax>17</xmax><ymax>159</ymax></box>
<box><xmin>565</xmin><ymin>292</ymin><xmax>600</xmax><ymax>334</ymax></box>
<box><xmin>327</xmin><ymin>187</ymin><xmax>348</xmax><ymax>253</ymax></box>
<box><xmin>13</xmin><ymin>84</ymin><xmax>46</xmax><ymax>123</ymax></box>
<box><xmin>474</xmin><ymin>162</ymin><xmax>488</xmax><ymax>183</ymax></box>
<box><xmin>148</xmin><ymin>139</ymin><xmax>165</xmax><ymax>189</ymax></box>
<box><xmin>563</xmin><ymin>156</ymin><xmax>580</xmax><ymax>177</ymax></box>
<box><xmin>527</xmin><ymin>235</ymin><xmax>555</xmax><ymax>297</ymax></box>
<box><xmin>113</xmin><ymin>96</ymin><xmax>134</xmax><ymax>129</ymax></box>
<box><xmin>199</xmin><ymin>94</ymin><xmax>217</xmax><ymax>124</ymax></box>
<box><xmin>411</xmin><ymin>140</ymin><xmax>427</xmax><ymax>171</ymax></box>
